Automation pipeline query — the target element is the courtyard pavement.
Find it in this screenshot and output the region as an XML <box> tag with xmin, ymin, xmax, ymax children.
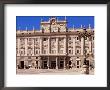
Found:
<box><xmin>16</xmin><ymin>68</ymin><xmax>94</xmax><ymax>75</ymax></box>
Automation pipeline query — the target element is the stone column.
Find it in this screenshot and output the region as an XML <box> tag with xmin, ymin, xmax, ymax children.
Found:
<box><xmin>56</xmin><ymin>37</ymin><xmax>59</xmax><ymax>55</ymax></box>
<box><xmin>64</xmin><ymin>37</ymin><xmax>66</xmax><ymax>54</ymax></box>
<box><xmin>73</xmin><ymin>37</ymin><xmax>75</xmax><ymax>55</ymax></box>
<box><xmin>25</xmin><ymin>38</ymin><xmax>27</xmax><ymax>56</ymax></box>
<box><xmin>24</xmin><ymin>60</ymin><xmax>28</xmax><ymax>67</ymax></box>
<box><xmin>32</xmin><ymin>38</ymin><xmax>34</xmax><ymax>56</ymax></box>
<box><xmin>81</xmin><ymin>37</ymin><xmax>84</xmax><ymax>55</ymax></box>
<box><xmin>56</xmin><ymin>57</ymin><xmax>58</xmax><ymax>69</ymax></box>
<box><xmin>47</xmin><ymin>57</ymin><xmax>49</xmax><ymax>69</ymax></box>
<box><xmin>40</xmin><ymin>37</ymin><xmax>42</xmax><ymax>54</ymax></box>
<box><xmin>17</xmin><ymin>38</ymin><xmax>20</xmax><ymax>56</ymax></box>
<box><xmin>38</xmin><ymin>57</ymin><xmax>41</xmax><ymax>69</ymax></box>
<box><xmin>89</xmin><ymin>37</ymin><xmax>92</xmax><ymax>52</ymax></box>
<box><xmin>48</xmin><ymin>37</ymin><xmax>50</xmax><ymax>54</ymax></box>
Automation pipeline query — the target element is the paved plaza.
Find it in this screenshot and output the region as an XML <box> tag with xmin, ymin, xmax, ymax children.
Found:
<box><xmin>16</xmin><ymin>68</ymin><xmax>94</xmax><ymax>75</ymax></box>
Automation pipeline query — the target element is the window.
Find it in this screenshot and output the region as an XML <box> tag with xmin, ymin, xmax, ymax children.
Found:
<box><xmin>59</xmin><ymin>38</ymin><xmax>63</xmax><ymax>41</ymax></box>
<box><xmin>29</xmin><ymin>38</ymin><xmax>32</xmax><ymax>41</ymax></box>
<box><xmin>43</xmin><ymin>38</ymin><xmax>46</xmax><ymax>41</ymax></box>
<box><xmin>21</xmin><ymin>51</ymin><xmax>23</xmax><ymax>54</ymax></box>
<box><xmin>69</xmin><ymin>50</ymin><xmax>72</xmax><ymax>54</ymax></box>
<box><xmin>36</xmin><ymin>50</ymin><xmax>38</xmax><ymax>54</ymax></box>
<box><xmin>85</xmin><ymin>50</ymin><xmax>87</xmax><ymax>54</ymax></box>
<box><xmin>36</xmin><ymin>38</ymin><xmax>38</xmax><ymax>41</ymax></box>
<box><xmin>28</xmin><ymin>57</ymin><xmax>31</xmax><ymax>59</ymax></box>
<box><xmin>68</xmin><ymin>37</ymin><xmax>71</xmax><ymax>40</ymax></box>
<box><xmin>77</xmin><ymin>50</ymin><xmax>79</xmax><ymax>53</ymax></box>
<box><xmin>51</xmin><ymin>50</ymin><xmax>56</xmax><ymax>54</ymax></box>
<box><xmin>36</xmin><ymin>57</ymin><xmax>38</xmax><ymax>59</ymax></box>
<box><xmin>77</xmin><ymin>61</ymin><xmax>79</xmax><ymax>65</ymax></box>
<box><xmin>77</xmin><ymin>37</ymin><xmax>79</xmax><ymax>40</ymax></box>
<box><xmin>60</xmin><ymin>50</ymin><xmax>63</xmax><ymax>54</ymax></box>
<box><xmin>51</xmin><ymin>38</ymin><xmax>56</xmax><ymax>42</ymax></box>
<box><xmin>28</xmin><ymin>49</ymin><xmax>32</xmax><ymax>54</ymax></box>
<box><xmin>43</xmin><ymin>50</ymin><xmax>46</xmax><ymax>54</ymax></box>
<box><xmin>51</xmin><ymin>50</ymin><xmax>54</xmax><ymax>54</ymax></box>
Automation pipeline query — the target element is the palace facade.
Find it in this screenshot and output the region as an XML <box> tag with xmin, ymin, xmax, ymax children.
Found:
<box><xmin>16</xmin><ymin>17</ymin><xmax>94</xmax><ymax>69</ymax></box>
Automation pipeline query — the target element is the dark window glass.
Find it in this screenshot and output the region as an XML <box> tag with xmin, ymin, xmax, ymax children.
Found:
<box><xmin>77</xmin><ymin>50</ymin><xmax>79</xmax><ymax>53</ymax></box>
<box><xmin>43</xmin><ymin>38</ymin><xmax>46</xmax><ymax>41</ymax></box>
<box><xmin>77</xmin><ymin>61</ymin><xmax>79</xmax><ymax>65</ymax></box>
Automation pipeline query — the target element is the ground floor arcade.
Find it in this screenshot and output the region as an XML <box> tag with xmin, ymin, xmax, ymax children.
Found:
<box><xmin>17</xmin><ymin>56</ymin><xmax>94</xmax><ymax>70</ymax></box>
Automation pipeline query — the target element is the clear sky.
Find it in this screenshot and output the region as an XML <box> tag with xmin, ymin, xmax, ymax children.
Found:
<box><xmin>16</xmin><ymin>16</ymin><xmax>94</xmax><ymax>31</ymax></box>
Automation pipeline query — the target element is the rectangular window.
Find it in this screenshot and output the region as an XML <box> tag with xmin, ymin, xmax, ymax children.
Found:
<box><xmin>28</xmin><ymin>49</ymin><xmax>32</xmax><ymax>54</ymax></box>
<box><xmin>43</xmin><ymin>38</ymin><xmax>47</xmax><ymax>41</ymax></box>
<box><xmin>28</xmin><ymin>57</ymin><xmax>31</xmax><ymax>59</ymax></box>
<box><xmin>51</xmin><ymin>50</ymin><xmax>54</xmax><ymax>54</ymax></box>
<box><xmin>69</xmin><ymin>50</ymin><xmax>72</xmax><ymax>54</ymax></box>
<box><xmin>60</xmin><ymin>50</ymin><xmax>63</xmax><ymax>54</ymax></box>
<box><xmin>77</xmin><ymin>50</ymin><xmax>79</xmax><ymax>53</ymax></box>
<box><xmin>77</xmin><ymin>37</ymin><xmax>79</xmax><ymax>40</ymax></box>
<box><xmin>43</xmin><ymin>50</ymin><xmax>46</xmax><ymax>54</ymax></box>
<box><xmin>36</xmin><ymin>38</ymin><xmax>38</xmax><ymax>41</ymax></box>
<box><xmin>36</xmin><ymin>50</ymin><xmax>38</xmax><ymax>54</ymax></box>
<box><xmin>21</xmin><ymin>51</ymin><xmax>23</xmax><ymax>55</ymax></box>
<box><xmin>85</xmin><ymin>50</ymin><xmax>87</xmax><ymax>54</ymax></box>
<box><xmin>68</xmin><ymin>37</ymin><xmax>71</xmax><ymax>40</ymax></box>
<box><xmin>77</xmin><ymin>61</ymin><xmax>79</xmax><ymax>65</ymax></box>
<box><xmin>51</xmin><ymin>50</ymin><xmax>56</xmax><ymax>54</ymax></box>
<box><xmin>29</xmin><ymin>38</ymin><xmax>32</xmax><ymax>41</ymax></box>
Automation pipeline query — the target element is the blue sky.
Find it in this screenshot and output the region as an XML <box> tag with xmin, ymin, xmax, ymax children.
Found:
<box><xmin>16</xmin><ymin>16</ymin><xmax>94</xmax><ymax>30</ymax></box>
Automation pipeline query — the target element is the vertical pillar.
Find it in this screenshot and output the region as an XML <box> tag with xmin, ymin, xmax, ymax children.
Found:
<box><xmin>38</xmin><ymin>57</ymin><xmax>41</xmax><ymax>69</ymax></box>
<box><xmin>25</xmin><ymin>38</ymin><xmax>27</xmax><ymax>56</ymax></box>
<box><xmin>81</xmin><ymin>37</ymin><xmax>84</xmax><ymax>55</ymax></box>
<box><xmin>64</xmin><ymin>37</ymin><xmax>66</xmax><ymax>54</ymax></box>
<box><xmin>47</xmin><ymin>57</ymin><xmax>49</xmax><ymax>69</ymax></box>
<box><xmin>56</xmin><ymin>57</ymin><xmax>58</xmax><ymax>69</ymax></box>
<box><xmin>89</xmin><ymin>37</ymin><xmax>92</xmax><ymax>52</ymax></box>
<box><xmin>18</xmin><ymin>38</ymin><xmax>20</xmax><ymax>56</ymax></box>
<box><xmin>64</xmin><ymin>57</ymin><xmax>66</xmax><ymax>69</ymax></box>
<box><xmin>40</xmin><ymin>37</ymin><xmax>42</xmax><ymax>54</ymax></box>
<box><xmin>56</xmin><ymin>37</ymin><xmax>59</xmax><ymax>55</ymax></box>
<box><xmin>32</xmin><ymin>38</ymin><xmax>34</xmax><ymax>56</ymax></box>
<box><xmin>48</xmin><ymin>37</ymin><xmax>50</xmax><ymax>54</ymax></box>
<box><xmin>73</xmin><ymin>37</ymin><xmax>75</xmax><ymax>55</ymax></box>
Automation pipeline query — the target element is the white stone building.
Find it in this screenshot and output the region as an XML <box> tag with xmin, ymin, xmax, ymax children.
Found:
<box><xmin>16</xmin><ymin>17</ymin><xmax>94</xmax><ymax>69</ymax></box>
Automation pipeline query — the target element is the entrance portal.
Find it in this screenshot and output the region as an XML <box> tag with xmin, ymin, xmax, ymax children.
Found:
<box><xmin>43</xmin><ymin>61</ymin><xmax>48</xmax><ymax>69</ymax></box>
<box><xmin>59</xmin><ymin>61</ymin><xmax>64</xmax><ymax>69</ymax></box>
<box><xmin>51</xmin><ymin>61</ymin><xmax>56</xmax><ymax>69</ymax></box>
<box><xmin>20</xmin><ymin>61</ymin><xmax>24</xmax><ymax>69</ymax></box>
